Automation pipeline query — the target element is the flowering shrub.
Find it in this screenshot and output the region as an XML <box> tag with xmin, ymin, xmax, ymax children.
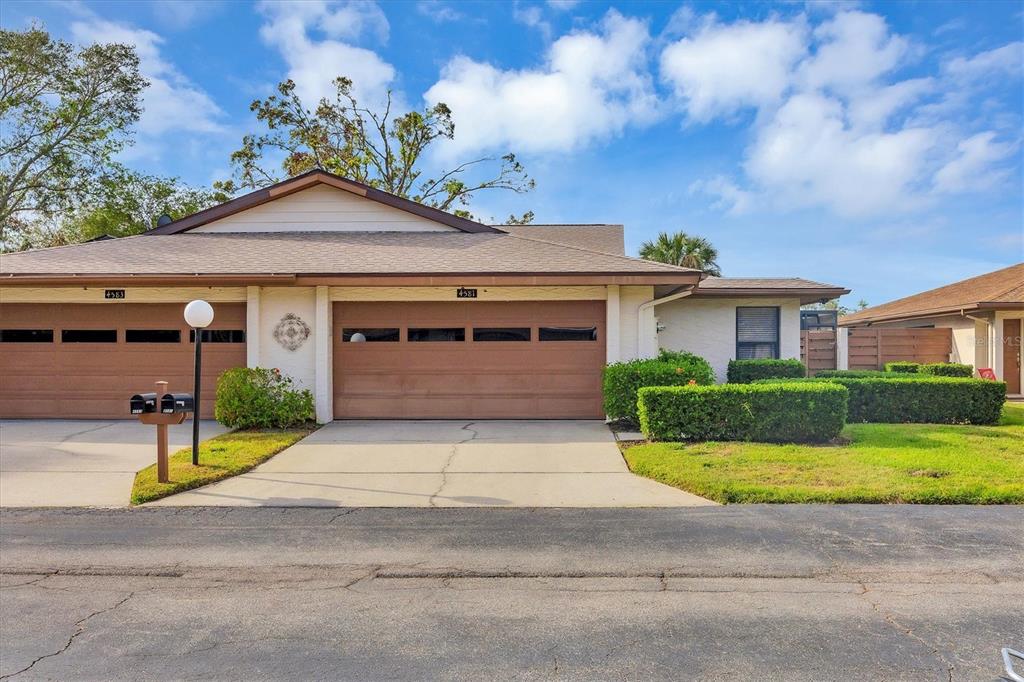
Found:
<box><xmin>215</xmin><ymin>367</ymin><xmax>314</xmax><ymax>428</ymax></box>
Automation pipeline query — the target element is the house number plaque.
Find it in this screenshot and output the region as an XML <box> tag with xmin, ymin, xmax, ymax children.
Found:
<box><xmin>456</xmin><ymin>287</ymin><xmax>478</xmax><ymax>299</ymax></box>
<box><xmin>104</xmin><ymin>289</ymin><xmax>126</xmax><ymax>299</ymax></box>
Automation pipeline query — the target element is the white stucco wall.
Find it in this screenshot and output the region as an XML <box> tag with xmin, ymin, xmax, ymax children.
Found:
<box><xmin>256</xmin><ymin>287</ymin><xmax>318</xmax><ymax>392</ymax></box>
<box><xmin>656</xmin><ymin>297</ymin><xmax>802</xmax><ymax>383</ymax></box>
<box><xmin>617</xmin><ymin>286</ymin><xmax>655</xmax><ymax>361</ymax></box>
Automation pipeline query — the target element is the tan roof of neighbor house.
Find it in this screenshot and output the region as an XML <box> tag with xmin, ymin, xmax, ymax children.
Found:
<box><xmin>499</xmin><ymin>225</ymin><xmax>625</xmax><ymax>256</ymax></box>
<box><xmin>840</xmin><ymin>263</ymin><xmax>1024</xmax><ymax>325</ymax></box>
<box><xmin>688</xmin><ymin>277</ymin><xmax>851</xmax><ymax>304</ymax></box>
<box><xmin>0</xmin><ymin>231</ymin><xmax>698</xmax><ymax>283</ymax></box>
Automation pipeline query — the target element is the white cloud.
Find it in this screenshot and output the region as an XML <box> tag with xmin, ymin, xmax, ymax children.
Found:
<box><xmin>665</xmin><ymin>10</ymin><xmax>1021</xmax><ymax>217</ymax></box>
<box><xmin>944</xmin><ymin>42</ymin><xmax>1024</xmax><ymax>80</ymax></box>
<box><xmin>70</xmin><ymin>18</ymin><xmax>224</xmax><ymax>135</ymax></box>
<box><xmin>933</xmin><ymin>132</ymin><xmax>1018</xmax><ymax>194</ymax></box>
<box><xmin>660</xmin><ymin>16</ymin><xmax>807</xmax><ymax>121</ymax></box>
<box><xmin>425</xmin><ymin>11</ymin><xmax>659</xmax><ymax>156</ymax></box>
<box><xmin>547</xmin><ymin>0</ymin><xmax>580</xmax><ymax>9</ymax></box>
<box><xmin>513</xmin><ymin>5</ymin><xmax>552</xmax><ymax>40</ymax></box>
<box><xmin>745</xmin><ymin>93</ymin><xmax>936</xmax><ymax>216</ymax></box>
<box><xmin>797</xmin><ymin>10</ymin><xmax>910</xmax><ymax>93</ymax></box>
<box><xmin>257</xmin><ymin>1</ymin><xmax>394</xmax><ymax>106</ymax></box>
<box><xmin>689</xmin><ymin>175</ymin><xmax>755</xmax><ymax>215</ymax></box>
<box><xmin>416</xmin><ymin>1</ymin><xmax>463</xmax><ymax>23</ymax></box>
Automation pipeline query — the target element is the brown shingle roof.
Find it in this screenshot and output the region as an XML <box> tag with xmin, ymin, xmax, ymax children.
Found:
<box><xmin>840</xmin><ymin>263</ymin><xmax>1024</xmax><ymax>325</ymax></box>
<box><xmin>0</xmin><ymin>231</ymin><xmax>695</xmax><ymax>278</ymax></box>
<box><xmin>499</xmin><ymin>225</ymin><xmax>625</xmax><ymax>256</ymax></box>
<box><xmin>688</xmin><ymin>276</ymin><xmax>850</xmax><ymax>304</ymax></box>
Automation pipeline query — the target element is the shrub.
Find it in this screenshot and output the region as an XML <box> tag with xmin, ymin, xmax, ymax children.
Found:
<box><xmin>215</xmin><ymin>367</ymin><xmax>315</xmax><ymax>429</ymax></box>
<box><xmin>603</xmin><ymin>352</ymin><xmax>716</xmax><ymax>424</ymax></box>
<box><xmin>884</xmin><ymin>361</ymin><xmax>920</xmax><ymax>373</ymax></box>
<box><xmin>637</xmin><ymin>382</ymin><xmax>847</xmax><ymax>443</ymax></box>
<box><xmin>755</xmin><ymin>376</ymin><xmax>1005</xmax><ymax>425</ymax></box>
<box><xmin>919</xmin><ymin>362</ymin><xmax>974</xmax><ymax>377</ymax></box>
<box><xmin>727</xmin><ymin>358</ymin><xmax>806</xmax><ymax>383</ymax></box>
<box><xmin>815</xmin><ymin>370</ymin><xmax>918</xmax><ymax>379</ymax></box>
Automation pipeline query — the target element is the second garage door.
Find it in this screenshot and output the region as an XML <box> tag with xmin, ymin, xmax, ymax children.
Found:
<box><xmin>333</xmin><ymin>301</ymin><xmax>606</xmax><ymax>419</ymax></box>
<box><xmin>0</xmin><ymin>303</ymin><xmax>246</xmax><ymax>419</ymax></box>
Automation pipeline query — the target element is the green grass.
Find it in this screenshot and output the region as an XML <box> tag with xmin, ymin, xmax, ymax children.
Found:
<box><xmin>131</xmin><ymin>427</ymin><xmax>316</xmax><ymax>505</ymax></box>
<box><xmin>622</xmin><ymin>402</ymin><xmax>1024</xmax><ymax>504</ymax></box>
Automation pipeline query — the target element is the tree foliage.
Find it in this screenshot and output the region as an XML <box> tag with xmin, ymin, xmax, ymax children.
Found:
<box><xmin>638</xmin><ymin>231</ymin><xmax>722</xmax><ymax>276</ymax></box>
<box><xmin>217</xmin><ymin>77</ymin><xmax>534</xmax><ymax>222</ymax></box>
<box><xmin>0</xmin><ymin>27</ymin><xmax>147</xmax><ymax>247</ymax></box>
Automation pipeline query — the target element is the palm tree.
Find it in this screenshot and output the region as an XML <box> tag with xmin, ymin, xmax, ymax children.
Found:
<box><xmin>639</xmin><ymin>231</ymin><xmax>722</xmax><ymax>276</ymax></box>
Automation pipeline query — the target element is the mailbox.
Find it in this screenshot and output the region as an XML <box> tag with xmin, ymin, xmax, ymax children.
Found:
<box><xmin>130</xmin><ymin>393</ymin><xmax>158</xmax><ymax>415</ymax></box>
<box><xmin>160</xmin><ymin>392</ymin><xmax>194</xmax><ymax>414</ymax></box>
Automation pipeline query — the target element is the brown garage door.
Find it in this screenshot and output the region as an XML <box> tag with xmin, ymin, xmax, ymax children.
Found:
<box><xmin>333</xmin><ymin>301</ymin><xmax>605</xmax><ymax>419</ymax></box>
<box><xmin>0</xmin><ymin>303</ymin><xmax>246</xmax><ymax>419</ymax></box>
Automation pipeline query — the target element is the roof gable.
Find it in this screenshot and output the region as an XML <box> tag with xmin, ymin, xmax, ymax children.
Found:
<box><xmin>840</xmin><ymin>263</ymin><xmax>1024</xmax><ymax>325</ymax></box>
<box><xmin>146</xmin><ymin>170</ymin><xmax>500</xmax><ymax>235</ymax></box>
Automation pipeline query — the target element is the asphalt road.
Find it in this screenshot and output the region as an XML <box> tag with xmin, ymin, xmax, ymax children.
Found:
<box><xmin>1</xmin><ymin>505</ymin><xmax>1022</xmax><ymax>681</ymax></box>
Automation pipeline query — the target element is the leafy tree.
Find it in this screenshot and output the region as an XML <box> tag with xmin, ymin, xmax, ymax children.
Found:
<box><xmin>0</xmin><ymin>27</ymin><xmax>147</xmax><ymax>247</ymax></box>
<box><xmin>217</xmin><ymin>77</ymin><xmax>534</xmax><ymax>222</ymax></box>
<box><xmin>803</xmin><ymin>298</ymin><xmax>869</xmax><ymax>316</ymax></box>
<box><xmin>638</xmin><ymin>231</ymin><xmax>722</xmax><ymax>276</ymax></box>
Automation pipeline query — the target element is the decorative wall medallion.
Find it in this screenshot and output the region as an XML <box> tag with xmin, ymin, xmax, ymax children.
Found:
<box><xmin>273</xmin><ymin>313</ymin><xmax>311</xmax><ymax>352</ymax></box>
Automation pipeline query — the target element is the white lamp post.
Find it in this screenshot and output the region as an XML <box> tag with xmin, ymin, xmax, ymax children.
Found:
<box><xmin>184</xmin><ymin>300</ymin><xmax>214</xmax><ymax>465</ymax></box>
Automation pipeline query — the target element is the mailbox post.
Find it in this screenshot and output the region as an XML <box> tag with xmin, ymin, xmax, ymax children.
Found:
<box><xmin>135</xmin><ymin>380</ymin><xmax>187</xmax><ymax>483</ymax></box>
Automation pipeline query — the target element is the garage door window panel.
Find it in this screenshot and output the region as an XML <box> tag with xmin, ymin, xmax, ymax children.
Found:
<box><xmin>408</xmin><ymin>328</ymin><xmax>466</xmax><ymax>342</ymax></box>
<box><xmin>342</xmin><ymin>328</ymin><xmax>399</xmax><ymax>342</ymax></box>
<box><xmin>1</xmin><ymin>329</ymin><xmax>53</xmax><ymax>343</ymax></box>
<box><xmin>126</xmin><ymin>329</ymin><xmax>181</xmax><ymax>343</ymax></box>
<box><xmin>61</xmin><ymin>329</ymin><xmax>117</xmax><ymax>343</ymax></box>
<box><xmin>189</xmin><ymin>329</ymin><xmax>246</xmax><ymax>343</ymax></box>
<box><xmin>539</xmin><ymin>326</ymin><xmax>598</xmax><ymax>341</ymax></box>
<box><xmin>736</xmin><ymin>307</ymin><xmax>780</xmax><ymax>359</ymax></box>
<box><xmin>473</xmin><ymin>327</ymin><xmax>531</xmax><ymax>342</ymax></box>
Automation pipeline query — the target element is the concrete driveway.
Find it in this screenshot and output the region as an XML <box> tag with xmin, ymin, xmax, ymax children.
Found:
<box><xmin>0</xmin><ymin>420</ymin><xmax>229</xmax><ymax>507</ymax></box>
<box><xmin>152</xmin><ymin>420</ymin><xmax>713</xmax><ymax>507</ymax></box>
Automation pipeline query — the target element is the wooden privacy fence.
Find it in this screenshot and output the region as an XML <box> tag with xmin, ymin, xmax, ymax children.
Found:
<box><xmin>847</xmin><ymin>327</ymin><xmax>952</xmax><ymax>370</ymax></box>
<box><xmin>800</xmin><ymin>330</ymin><xmax>837</xmax><ymax>374</ymax></box>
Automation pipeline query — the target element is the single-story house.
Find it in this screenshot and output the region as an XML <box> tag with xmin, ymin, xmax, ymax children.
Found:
<box><xmin>0</xmin><ymin>170</ymin><xmax>847</xmax><ymax>421</ymax></box>
<box><xmin>840</xmin><ymin>263</ymin><xmax>1024</xmax><ymax>395</ymax></box>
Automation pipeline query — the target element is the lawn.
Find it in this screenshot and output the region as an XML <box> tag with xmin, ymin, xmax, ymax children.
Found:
<box><xmin>622</xmin><ymin>402</ymin><xmax>1024</xmax><ymax>504</ymax></box>
<box><xmin>131</xmin><ymin>427</ymin><xmax>316</xmax><ymax>505</ymax></box>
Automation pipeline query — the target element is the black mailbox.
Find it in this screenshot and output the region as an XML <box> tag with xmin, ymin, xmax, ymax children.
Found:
<box><xmin>160</xmin><ymin>393</ymin><xmax>194</xmax><ymax>414</ymax></box>
<box><xmin>130</xmin><ymin>393</ymin><xmax>158</xmax><ymax>415</ymax></box>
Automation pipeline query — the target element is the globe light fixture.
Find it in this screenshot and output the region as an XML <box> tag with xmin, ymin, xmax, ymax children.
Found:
<box><xmin>184</xmin><ymin>300</ymin><xmax>215</xmax><ymax>465</ymax></box>
<box><xmin>350</xmin><ymin>332</ymin><xmax>367</xmax><ymax>343</ymax></box>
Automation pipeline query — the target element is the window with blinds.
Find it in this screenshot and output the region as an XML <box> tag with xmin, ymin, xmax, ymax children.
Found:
<box><xmin>736</xmin><ymin>307</ymin><xmax>780</xmax><ymax>359</ymax></box>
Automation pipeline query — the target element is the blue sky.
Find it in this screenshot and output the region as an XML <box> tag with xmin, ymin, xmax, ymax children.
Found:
<box><xmin>4</xmin><ymin>0</ymin><xmax>1023</xmax><ymax>305</ymax></box>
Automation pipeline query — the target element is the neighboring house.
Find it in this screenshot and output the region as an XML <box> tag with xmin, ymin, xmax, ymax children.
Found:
<box><xmin>840</xmin><ymin>263</ymin><xmax>1024</xmax><ymax>395</ymax></box>
<box><xmin>0</xmin><ymin>170</ymin><xmax>846</xmax><ymax>421</ymax></box>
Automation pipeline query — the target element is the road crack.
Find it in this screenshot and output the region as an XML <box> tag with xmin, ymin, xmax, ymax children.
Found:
<box><xmin>857</xmin><ymin>582</ymin><xmax>955</xmax><ymax>682</ymax></box>
<box><xmin>427</xmin><ymin>422</ymin><xmax>478</xmax><ymax>508</ymax></box>
<box><xmin>0</xmin><ymin>592</ymin><xmax>134</xmax><ymax>679</ymax></box>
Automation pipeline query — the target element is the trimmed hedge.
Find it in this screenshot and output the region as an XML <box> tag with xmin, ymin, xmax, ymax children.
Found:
<box><xmin>603</xmin><ymin>351</ymin><xmax>716</xmax><ymax>424</ymax></box>
<box><xmin>215</xmin><ymin>367</ymin><xmax>315</xmax><ymax>429</ymax></box>
<box><xmin>755</xmin><ymin>376</ymin><xmax>1005</xmax><ymax>425</ymax></box>
<box><xmin>920</xmin><ymin>362</ymin><xmax>974</xmax><ymax>377</ymax></box>
<box><xmin>885</xmin><ymin>361</ymin><xmax>920</xmax><ymax>373</ymax></box>
<box><xmin>815</xmin><ymin>370</ymin><xmax>923</xmax><ymax>379</ymax></box>
<box><xmin>637</xmin><ymin>382</ymin><xmax>848</xmax><ymax>443</ymax></box>
<box><xmin>727</xmin><ymin>358</ymin><xmax>807</xmax><ymax>383</ymax></box>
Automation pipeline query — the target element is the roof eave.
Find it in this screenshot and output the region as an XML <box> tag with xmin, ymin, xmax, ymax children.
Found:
<box><xmin>841</xmin><ymin>301</ymin><xmax>1024</xmax><ymax>326</ymax></box>
<box><xmin>690</xmin><ymin>287</ymin><xmax>850</xmax><ymax>305</ymax></box>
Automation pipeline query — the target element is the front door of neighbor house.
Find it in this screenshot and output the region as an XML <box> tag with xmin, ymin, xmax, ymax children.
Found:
<box><xmin>1003</xmin><ymin>319</ymin><xmax>1022</xmax><ymax>394</ymax></box>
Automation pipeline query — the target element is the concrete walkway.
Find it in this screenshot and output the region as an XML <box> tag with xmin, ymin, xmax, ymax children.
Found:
<box><xmin>152</xmin><ymin>420</ymin><xmax>714</xmax><ymax>507</ymax></box>
<box><xmin>0</xmin><ymin>420</ymin><xmax>229</xmax><ymax>507</ymax></box>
